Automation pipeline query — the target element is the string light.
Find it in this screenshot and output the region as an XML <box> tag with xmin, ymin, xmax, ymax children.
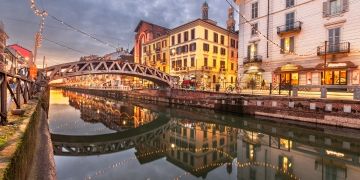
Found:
<box><xmin>49</xmin><ymin>15</ymin><xmax>118</xmax><ymax>49</ymax></box>
<box><xmin>225</xmin><ymin>0</ymin><xmax>319</xmax><ymax>57</ymax></box>
<box><xmin>29</xmin><ymin>0</ymin><xmax>48</xmax><ymax>48</ymax></box>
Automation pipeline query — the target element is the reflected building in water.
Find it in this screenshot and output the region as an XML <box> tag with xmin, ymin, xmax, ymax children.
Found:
<box><xmin>237</xmin><ymin>122</ymin><xmax>360</xmax><ymax>180</ymax></box>
<box><xmin>64</xmin><ymin>91</ymin><xmax>158</xmax><ymax>131</ymax></box>
<box><xmin>52</xmin><ymin>90</ymin><xmax>360</xmax><ymax>180</ymax></box>
<box><xmin>162</xmin><ymin>119</ymin><xmax>238</xmax><ymax>177</ymax></box>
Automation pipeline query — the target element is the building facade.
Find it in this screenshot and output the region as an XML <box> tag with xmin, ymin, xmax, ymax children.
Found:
<box><xmin>142</xmin><ymin>35</ymin><xmax>170</xmax><ymax>73</ymax></box>
<box><xmin>134</xmin><ymin>20</ymin><xmax>169</xmax><ymax>65</ymax></box>
<box><xmin>235</xmin><ymin>0</ymin><xmax>360</xmax><ymax>88</ymax></box>
<box><xmin>135</xmin><ymin>2</ymin><xmax>239</xmax><ymax>91</ymax></box>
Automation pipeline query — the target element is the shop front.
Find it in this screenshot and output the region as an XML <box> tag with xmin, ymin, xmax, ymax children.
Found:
<box><xmin>272</xmin><ymin>62</ymin><xmax>358</xmax><ymax>88</ymax></box>
<box><xmin>243</xmin><ymin>65</ymin><xmax>265</xmax><ymax>89</ymax></box>
<box><xmin>273</xmin><ymin>64</ymin><xmax>303</xmax><ymax>86</ymax></box>
<box><xmin>316</xmin><ymin>62</ymin><xmax>358</xmax><ymax>85</ymax></box>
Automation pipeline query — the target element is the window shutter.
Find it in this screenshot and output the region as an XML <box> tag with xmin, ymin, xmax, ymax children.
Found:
<box><xmin>323</xmin><ymin>1</ymin><xmax>328</xmax><ymax>17</ymax></box>
<box><xmin>342</xmin><ymin>0</ymin><xmax>349</xmax><ymax>12</ymax></box>
<box><xmin>290</xmin><ymin>37</ymin><xmax>295</xmax><ymax>53</ymax></box>
<box><xmin>280</xmin><ymin>38</ymin><xmax>285</xmax><ymax>54</ymax></box>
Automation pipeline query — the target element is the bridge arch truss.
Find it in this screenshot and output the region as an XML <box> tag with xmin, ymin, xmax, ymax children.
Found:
<box><xmin>45</xmin><ymin>60</ymin><xmax>175</xmax><ymax>87</ymax></box>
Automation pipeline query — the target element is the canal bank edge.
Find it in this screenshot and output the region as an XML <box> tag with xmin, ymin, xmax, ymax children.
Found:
<box><xmin>60</xmin><ymin>87</ymin><xmax>360</xmax><ymax>129</ymax></box>
<box><xmin>1</xmin><ymin>88</ymin><xmax>56</xmax><ymax>180</ymax></box>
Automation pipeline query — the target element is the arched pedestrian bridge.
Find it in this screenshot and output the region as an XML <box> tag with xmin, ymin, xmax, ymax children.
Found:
<box><xmin>45</xmin><ymin>60</ymin><xmax>175</xmax><ymax>87</ymax></box>
<box><xmin>51</xmin><ymin>117</ymin><xmax>175</xmax><ymax>156</ymax></box>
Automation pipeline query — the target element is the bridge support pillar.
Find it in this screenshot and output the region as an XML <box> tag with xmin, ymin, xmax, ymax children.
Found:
<box><xmin>0</xmin><ymin>73</ymin><xmax>7</xmax><ymax>124</ymax></box>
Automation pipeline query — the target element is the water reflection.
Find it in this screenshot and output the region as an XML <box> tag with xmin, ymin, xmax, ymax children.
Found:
<box><xmin>49</xmin><ymin>89</ymin><xmax>360</xmax><ymax>180</ymax></box>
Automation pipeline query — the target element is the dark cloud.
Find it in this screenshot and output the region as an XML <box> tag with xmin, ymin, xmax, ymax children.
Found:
<box><xmin>0</xmin><ymin>0</ymin><xmax>232</xmax><ymax>66</ymax></box>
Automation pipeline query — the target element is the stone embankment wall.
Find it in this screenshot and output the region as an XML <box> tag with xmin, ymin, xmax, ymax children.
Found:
<box><xmin>61</xmin><ymin>87</ymin><xmax>360</xmax><ymax>129</ymax></box>
<box><xmin>3</xmin><ymin>88</ymin><xmax>55</xmax><ymax>180</ymax></box>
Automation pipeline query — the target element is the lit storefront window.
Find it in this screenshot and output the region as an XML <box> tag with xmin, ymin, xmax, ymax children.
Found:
<box><xmin>279</xmin><ymin>156</ymin><xmax>293</xmax><ymax>172</ymax></box>
<box><xmin>322</xmin><ymin>70</ymin><xmax>347</xmax><ymax>85</ymax></box>
<box><xmin>280</xmin><ymin>138</ymin><xmax>293</xmax><ymax>150</ymax></box>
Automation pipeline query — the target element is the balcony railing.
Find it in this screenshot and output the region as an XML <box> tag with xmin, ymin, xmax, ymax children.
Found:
<box><xmin>220</xmin><ymin>68</ymin><xmax>226</xmax><ymax>72</ymax></box>
<box><xmin>243</xmin><ymin>55</ymin><xmax>262</xmax><ymax>64</ymax></box>
<box><xmin>202</xmin><ymin>66</ymin><xmax>212</xmax><ymax>71</ymax></box>
<box><xmin>317</xmin><ymin>42</ymin><xmax>350</xmax><ymax>56</ymax></box>
<box><xmin>277</xmin><ymin>21</ymin><xmax>302</xmax><ymax>35</ymax></box>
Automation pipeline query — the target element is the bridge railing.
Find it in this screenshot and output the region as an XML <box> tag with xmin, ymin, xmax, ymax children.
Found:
<box><xmin>0</xmin><ymin>69</ymin><xmax>45</xmax><ymax>124</ymax></box>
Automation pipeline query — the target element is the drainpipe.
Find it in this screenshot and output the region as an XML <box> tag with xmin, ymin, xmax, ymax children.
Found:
<box><xmin>267</xmin><ymin>0</ymin><xmax>270</xmax><ymax>58</ymax></box>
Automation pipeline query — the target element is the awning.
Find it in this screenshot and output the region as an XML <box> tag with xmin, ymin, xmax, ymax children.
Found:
<box><xmin>244</xmin><ymin>68</ymin><xmax>265</xmax><ymax>74</ymax></box>
<box><xmin>274</xmin><ymin>63</ymin><xmax>304</xmax><ymax>73</ymax></box>
<box><xmin>315</xmin><ymin>61</ymin><xmax>358</xmax><ymax>70</ymax></box>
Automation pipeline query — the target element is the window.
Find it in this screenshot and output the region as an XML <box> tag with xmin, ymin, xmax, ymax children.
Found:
<box><xmin>286</xmin><ymin>0</ymin><xmax>294</xmax><ymax>8</ymax></box>
<box><xmin>213</xmin><ymin>46</ymin><xmax>218</xmax><ymax>54</ymax></box>
<box><xmin>191</xmin><ymin>29</ymin><xmax>195</xmax><ymax>40</ymax></box>
<box><xmin>329</xmin><ymin>28</ymin><xmax>340</xmax><ymax>52</ymax></box>
<box><xmin>220</xmin><ymin>35</ymin><xmax>225</xmax><ymax>45</ymax></box>
<box><xmin>184</xmin><ymin>58</ymin><xmax>187</xmax><ymax>67</ymax></box>
<box><xmin>204</xmin><ymin>29</ymin><xmax>208</xmax><ymax>40</ymax></box>
<box><xmin>203</xmin><ymin>43</ymin><xmax>210</xmax><ymax>51</ymax></box>
<box><xmin>182</xmin><ymin>45</ymin><xmax>188</xmax><ymax>53</ymax></box>
<box><xmin>285</xmin><ymin>12</ymin><xmax>295</xmax><ymax>30</ymax></box>
<box><xmin>330</xmin><ymin>0</ymin><xmax>342</xmax><ymax>15</ymax></box>
<box><xmin>176</xmin><ymin>46</ymin><xmax>182</xmax><ymax>55</ymax></box>
<box><xmin>213</xmin><ymin>59</ymin><xmax>216</xmax><ymax>67</ymax></box>
<box><xmin>184</xmin><ymin>31</ymin><xmax>189</xmax><ymax>42</ymax></box>
<box><xmin>220</xmin><ymin>48</ymin><xmax>226</xmax><ymax>55</ymax></box>
<box><xmin>190</xmin><ymin>43</ymin><xmax>196</xmax><ymax>51</ymax></box>
<box><xmin>171</xmin><ymin>60</ymin><xmax>175</xmax><ymax>69</ymax></box>
<box><xmin>162</xmin><ymin>53</ymin><xmax>166</xmax><ymax>62</ymax></box>
<box><xmin>247</xmin><ymin>44</ymin><xmax>258</xmax><ymax>59</ymax></box>
<box><xmin>251</xmin><ymin>2</ymin><xmax>259</xmax><ymax>19</ymax></box>
<box><xmin>322</xmin><ymin>70</ymin><xmax>347</xmax><ymax>85</ymax></box>
<box><xmin>230</xmin><ymin>39</ymin><xmax>236</xmax><ymax>48</ymax></box>
<box><xmin>204</xmin><ymin>57</ymin><xmax>208</xmax><ymax>67</ymax></box>
<box><xmin>324</xmin><ymin>0</ymin><xmax>348</xmax><ymax>17</ymax></box>
<box><xmin>171</xmin><ymin>36</ymin><xmax>175</xmax><ymax>46</ymax></box>
<box><xmin>231</xmin><ymin>63</ymin><xmax>234</xmax><ymax>70</ymax></box>
<box><xmin>177</xmin><ymin>34</ymin><xmax>181</xmax><ymax>44</ymax></box>
<box><xmin>183</xmin><ymin>152</ymin><xmax>188</xmax><ymax>163</ymax></box>
<box><xmin>280</xmin><ymin>37</ymin><xmax>295</xmax><ymax>54</ymax></box>
<box><xmin>170</xmin><ymin>48</ymin><xmax>176</xmax><ymax>56</ymax></box>
<box><xmin>231</xmin><ymin>51</ymin><xmax>234</xmax><ymax>58</ymax></box>
<box><xmin>203</xmin><ymin>156</ymin><xmax>207</xmax><ymax>165</ymax></box>
<box><xmin>190</xmin><ymin>129</ymin><xmax>195</xmax><ymax>139</ymax></box>
<box><xmin>214</xmin><ymin>33</ymin><xmax>218</xmax><ymax>43</ymax></box>
<box><xmin>251</xmin><ymin>23</ymin><xmax>258</xmax><ymax>35</ymax></box>
<box><xmin>191</xmin><ymin>57</ymin><xmax>195</xmax><ymax>67</ymax></box>
<box><xmin>220</xmin><ymin>61</ymin><xmax>225</xmax><ymax>69</ymax></box>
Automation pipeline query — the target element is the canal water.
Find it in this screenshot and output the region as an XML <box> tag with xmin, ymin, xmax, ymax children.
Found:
<box><xmin>49</xmin><ymin>89</ymin><xmax>360</xmax><ymax>180</ymax></box>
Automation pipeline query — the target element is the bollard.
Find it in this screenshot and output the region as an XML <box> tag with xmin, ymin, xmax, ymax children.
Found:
<box><xmin>321</xmin><ymin>86</ymin><xmax>327</xmax><ymax>99</ymax></box>
<box><xmin>354</xmin><ymin>87</ymin><xmax>360</xmax><ymax>100</ymax></box>
<box><xmin>292</xmin><ymin>87</ymin><xmax>298</xmax><ymax>97</ymax></box>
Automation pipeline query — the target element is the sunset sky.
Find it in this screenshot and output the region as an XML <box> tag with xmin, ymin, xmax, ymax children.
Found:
<box><xmin>0</xmin><ymin>0</ymin><xmax>233</xmax><ymax>66</ymax></box>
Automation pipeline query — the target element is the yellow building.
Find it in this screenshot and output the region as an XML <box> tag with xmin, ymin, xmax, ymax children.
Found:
<box><xmin>138</xmin><ymin>2</ymin><xmax>238</xmax><ymax>91</ymax></box>
<box><xmin>142</xmin><ymin>35</ymin><xmax>170</xmax><ymax>73</ymax></box>
<box><xmin>169</xmin><ymin>18</ymin><xmax>238</xmax><ymax>90</ymax></box>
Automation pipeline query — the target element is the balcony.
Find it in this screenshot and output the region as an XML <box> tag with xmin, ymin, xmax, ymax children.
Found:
<box><xmin>160</xmin><ymin>60</ymin><xmax>167</xmax><ymax>65</ymax></box>
<box><xmin>317</xmin><ymin>42</ymin><xmax>350</xmax><ymax>56</ymax></box>
<box><xmin>202</xmin><ymin>66</ymin><xmax>212</xmax><ymax>71</ymax></box>
<box><xmin>243</xmin><ymin>55</ymin><xmax>262</xmax><ymax>65</ymax></box>
<box><xmin>277</xmin><ymin>21</ymin><xmax>302</xmax><ymax>35</ymax></box>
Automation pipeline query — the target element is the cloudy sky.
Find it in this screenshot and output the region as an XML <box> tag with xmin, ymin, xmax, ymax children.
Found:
<box><xmin>0</xmin><ymin>0</ymin><xmax>235</xmax><ymax>66</ymax></box>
